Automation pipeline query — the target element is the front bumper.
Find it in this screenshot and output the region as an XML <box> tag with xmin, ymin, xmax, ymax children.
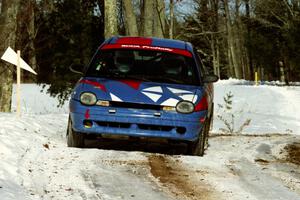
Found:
<box><xmin>69</xmin><ymin>99</ymin><xmax>207</xmax><ymax>142</ymax></box>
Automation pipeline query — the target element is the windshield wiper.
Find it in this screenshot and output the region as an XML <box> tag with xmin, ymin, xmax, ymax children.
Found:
<box><xmin>96</xmin><ymin>74</ymin><xmax>151</xmax><ymax>82</ymax></box>
<box><xmin>145</xmin><ymin>76</ymin><xmax>184</xmax><ymax>84</ymax></box>
<box><xmin>121</xmin><ymin>75</ymin><xmax>151</xmax><ymax>82</ymax></box>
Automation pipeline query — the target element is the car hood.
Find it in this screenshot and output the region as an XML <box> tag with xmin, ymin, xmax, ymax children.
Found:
<box><xmin>73</xmin><ymin>77</ymin><xmax>203</xmax><ymax>107</ymax></box>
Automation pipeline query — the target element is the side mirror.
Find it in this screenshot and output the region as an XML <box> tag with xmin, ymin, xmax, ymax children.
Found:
<box><xmin>202</xmin><ymin>74</ymin><xmax>219</xmax><ymax>83</ymax></box>
<box><xmin>69</xmin><ymin>63</ymin><xmax>84</xmax><ymax>75</ymax></box>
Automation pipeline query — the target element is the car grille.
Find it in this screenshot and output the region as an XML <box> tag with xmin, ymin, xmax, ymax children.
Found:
<box><xmin>95</xmin><ymin>120</ymin><xmax>186</xmax><ymax>134</ymax></box>
<box><xmin>96</xmin><ymin>121</ymin><xmax>131</xmax><ymax>128</ymax></box>
<box><xmin>137</xmin><ymin>124</ymin><xmax>173</xmax><ymax>131</ymax></box>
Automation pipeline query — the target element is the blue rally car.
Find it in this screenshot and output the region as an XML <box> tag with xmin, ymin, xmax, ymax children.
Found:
<box><xmin>67</xmin><ymin>36</ymin><xmax>218</xmax><ymax>156</ymax></box>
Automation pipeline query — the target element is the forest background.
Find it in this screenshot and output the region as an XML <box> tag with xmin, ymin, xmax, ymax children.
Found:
<box><xmin>0</xmin><ymin>0</ymin><xmax>300</xmax><ymax>111</ymax></box>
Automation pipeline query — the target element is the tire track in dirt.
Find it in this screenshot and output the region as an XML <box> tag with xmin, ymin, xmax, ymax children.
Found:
<box><xmin>284</xmin><ymin>142</ymin><xmax>300</xmax><ymax>165</ymax></box>
<box><xmin>148</xmin><ymin>155</ymin><xmax>219</xmax><ymax>200</ymax></box>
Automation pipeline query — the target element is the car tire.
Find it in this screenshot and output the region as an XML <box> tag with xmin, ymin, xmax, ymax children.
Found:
<box><xmin>187</xmin><ymin>122</ymin><xmax>208</xmax><ymax>156</ymax></box>
<box><xmin>204</xmin><ymin>114</ymin><xmax>213</xmax><ymax>150</ymax></box>
<box><xmin>67</xmin><ymin>118</ymin><xmax>85</xmax><ymax>148</ymax></box>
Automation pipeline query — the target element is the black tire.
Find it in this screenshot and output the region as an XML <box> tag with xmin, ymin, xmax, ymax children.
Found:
<box><xmin>204</xmin><ymin>114</ymin><xmax>213</xmax><ymax>150</ymax></box>
<box><xmin>187</xmin><ymin>122</ymin><xmax>208</xmax><ymax>156</ymax></box>
<box><xmin>67</xmin><ymin>118</ymin><xmax>85</xmax><ymax>148</ymax></box>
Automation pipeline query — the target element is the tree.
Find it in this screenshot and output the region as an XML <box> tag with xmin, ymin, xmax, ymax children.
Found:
<box><xmin>153</xmin><ymin>0</ymin><xmax>166</xmax><ymax>38</ymax></box>
<box><xmin>244</xmin><ymin>0</ymin><xmax>253</xmax><ymax>79</ymax></box>
<box><xmin>142</xmin><ymin>0</ymin><xmax>154</xmax><ymax>36</ymax></box>
<box><xmin>169</xmin><ymin>0</ymin><xmax>174</xmax><ymax>39</ymax></box>
<box><xmin>34</xmin><ymin>0</ymin><xmax>104</xmax><ymax>105</ymax></box>
<box><xmin>181</xmin><ymin>0</ymin><xmax>224</xmax><ymax>76</ymax></box>
<box><xmin>244</xmin><ymin>0</ymin><xmax>295</xmax><ymax>82</ymax></box>
<box><xmin>0</xmin><ymin>0</ymin><xmax>21</xmax><ymax>112</ymax></box>
<box><xmin>27</xmin><ymin>0</ymin><xmax>37</xmax><ymax>76</ymax></box>
<box><xmin>223</xmin><ymin>0</ymin><xmax>242</xmax><ymax>78</ymax></box>
<box><xmin>123</xmin><ymin>0</ymin><xmax>138</xmax><ymax>36</ymax></box>
<box><xmin>105</xmin><ymin>0</ymin><xmax>118</xmax><ymax>38</ymax></box>
<box><xmin>16</xmin><ymin>0</ymin><xmax>38</xmax><ymax>81</ymax></box>
<box><xmin>123</xmin><ymin>0</ymin><xmax>166</xmax><ymax>38</ymax></box>
<box><xmin>210</xmin><ymin>0</ymin><xmax>221</xmax><ymax>77</ymax></box>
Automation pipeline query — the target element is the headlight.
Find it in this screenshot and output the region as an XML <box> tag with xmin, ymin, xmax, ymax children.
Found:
<box><xmin>80</xmin><ymin>92</ymin><xmax>97</xmax><ymax>105</ymax></box>
<box><xmin>176</xmin><ymin>101</ymin><xmax>194</xmax><ymax>114</ymax></box>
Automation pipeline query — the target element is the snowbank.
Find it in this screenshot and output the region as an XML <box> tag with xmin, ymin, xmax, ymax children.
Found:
<box><xmin>213</xmin><ymin>79</ymin><xmax>300</xmax><ymax>134</ymax></box>
<box><xmin>11</xmin><ymin>84</ymin><xmax>68</xmax><ymax>114</ymax></box>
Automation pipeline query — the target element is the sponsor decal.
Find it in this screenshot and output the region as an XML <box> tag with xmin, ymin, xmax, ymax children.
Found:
<box><xmin>101</xmin><ymin>44</ymin><xmax>192</xmax><ymax>57</ymax></box>
<box><xmin>121</xmin><ymin>45</ymin><xmax>173</xmax><ymax>52</ymax></box>
<box><xmin>110</xmin><ymin>93</ymin><xmax>123</xmax><ymax>102</ymax></box>
<box><xmin>142</xmin><ymin>92</ymin><xmax>162</xmax><ymax>102</ymax></box>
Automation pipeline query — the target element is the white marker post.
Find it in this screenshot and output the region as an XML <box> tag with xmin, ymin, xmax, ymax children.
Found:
<box><xmin>1</xmin><ymin>47</ymin><xmax>37</xmax><ymax>117</ymax></box>
<box><xmin>16</xmin><ymin>50</ymin><xmax>21</xmax><ymax>117</ymax></box>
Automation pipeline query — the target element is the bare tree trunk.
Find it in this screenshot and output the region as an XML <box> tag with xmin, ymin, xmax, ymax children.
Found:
<box><xmin>216</xmin><ymin>38</ymin><xmax>220</xmax><ymax>77</ymax></box>
<box><xmin>234</xmin><ymin>0</ymin><xmax>250</xmax><ymax>80</ymax></box>
<box><xmin>169</xmin><ymin>0</ymin><xmax>174</xmax><ymax>39</ymax></box>
<box><xmin>210</xmin><ymin>0</ymin><xmax>220</xmax><ymax>77</ymax></box>
<box><xmin>223</xmin><ymin>0</ymin><xmax>241</xmax><ymax>78</ymax></box>
<box><xmin>139</xmin><ymin>0</ymin><xmax>144</xmax><ymax>35</ymax></box>
<box><xmin>245</xmin><ymin>0</ymin><xmax>253</xmax><ymax>79</ymax></box>
<box><xmin>142</xmin><ymin>0</ymin><xmax>153</xmax><ymax>37</ymax></box>
<box><xmin>234</xmin><ymin>0</ymin><xmax>243</xmax><ymax>78</ymax></box>
<box><xmin>43</xmin><ymin>0</ymin><xmax>55</xmax><ymax>12</ymax></box>
<box><xmin>28</xmin><ymin>0</ymin><xmax>37</xmax><ymax>82</ymax></box>
<box><xmin>104</xmin><ymin>0</ymin><xmax>118</xmax><ymax>38</ymax></box>
<box><xmin>224</xmin><ymin>1</ymin><xmax>234</xmax><ymax>77</ymax></box>
<box><xmin>227</xmin><ymin>42</ymin><xmax>234</xmax><ymax>77</ymax></box>
<box><xmin>153</xmin><ymin>0</ymin><xmax>165</xmax><ymax>38</ymax></box>
<box><xmin>211</xmin><ymin>36</ymin><xmax>221</xmax><ymax>77</ymax></box>
<box><xmin>123</xmin><ymin>0</ymin><xmax>138</xmax><ymax>36</ymax></box>
<box><xmin>211</xmin><ymin>38</ymin><xmax>217</xmax><ymax>74</ymax></box>
<box><xmin>0</xmin><ymin>0</ymin><xmax>21</xmax><ymax>112</ymax></box>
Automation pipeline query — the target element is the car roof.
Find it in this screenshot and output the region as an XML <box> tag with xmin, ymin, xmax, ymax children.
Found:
<box><xmin>101</xmin><ymin>36</ymin><xmax>194</xmax><ymax>57</ymax></box>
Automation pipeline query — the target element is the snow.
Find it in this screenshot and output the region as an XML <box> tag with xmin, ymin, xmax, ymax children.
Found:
<box><xmin>1</xmin><ymin>80</ymin><xmax>300</xmax><ymax>200</ymax></box>
<box><xmin>11</xmin><ymin>84</ymin><xmax>68</xmax><ymax>114</ymax></box>
<box><xmin>213</xmin><ymin>79</ymin><xmax>300</xmax><ymax>134</ymax></box>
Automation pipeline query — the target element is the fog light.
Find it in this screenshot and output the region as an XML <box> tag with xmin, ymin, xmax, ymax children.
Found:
<box><xmin>83</xmin><ymin>120</ymin><xmax>93</xmax><ymax>128</ymax></box>
<box><xmin>176</xmin><ymin>127</ymin><xmax>186</xmax><ymax>134</ymax></box>
<box><xmin>96</xmin><ymin>100</ymin><xmax>110</xmax><ymax>107</ymax></box>
<box><xmin>162</xmin><ymin>106</ymin><xmax>175</xmax><ymax>111</ymax></box>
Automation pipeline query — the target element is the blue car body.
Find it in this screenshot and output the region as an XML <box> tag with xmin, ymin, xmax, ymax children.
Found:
<box><xmin>68</xmin><ymin>36</ymin><xmax>216</xmax><ymax>148</ymax></box>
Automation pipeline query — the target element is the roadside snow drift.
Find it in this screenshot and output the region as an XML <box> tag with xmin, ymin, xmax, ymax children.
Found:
<box><xmin>213</xmin><ymin>79</ymin><xmax>300</xmax><ymax>134</ymax></box>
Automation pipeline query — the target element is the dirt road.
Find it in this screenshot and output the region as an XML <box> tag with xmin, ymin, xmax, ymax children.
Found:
<box><xmin>148</xmin><ymin>154</ymin><xmax>219</xmax><ymax>200</ymax></box>
<box><xmin>13</xmin><ymin>124</ymin><xmax>300</xmax><ymax>200</ymax></box>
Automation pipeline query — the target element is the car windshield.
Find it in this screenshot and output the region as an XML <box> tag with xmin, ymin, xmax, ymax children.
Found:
<box><xmin>85</xmin><ymin>49</ymin><xmax>200</xmax><ymax>85</ymax></box>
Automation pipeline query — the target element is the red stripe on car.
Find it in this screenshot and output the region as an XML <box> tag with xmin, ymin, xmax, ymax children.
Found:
<box><xmin>85</xmin><ymin>109</ymin><xmax>90</xmax><ymax>119</ymax></box>
<box><xmin>80</xmin><ymin>79</ymin><xmax>106</xmax><ymax>92</ymax></box>
<box><xmin>115</xmin><ymin>37</ymin><xmax>152</xmax><ymax>45</ymax></box>
<box><xmin>119</xmin><ymin>80</ymin><xmax>141</xmax><ymax>90</ymax></box>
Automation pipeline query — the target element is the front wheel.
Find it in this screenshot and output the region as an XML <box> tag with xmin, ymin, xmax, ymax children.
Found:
<box><xmin>67</xmin><ymin>118</ymin><xmax>85</xmax><ymax>148</ymax></box>
<box><xmin>186</xmin><ymin>123</ymin><xmax>208</xmax><ymax>156</ymax></box>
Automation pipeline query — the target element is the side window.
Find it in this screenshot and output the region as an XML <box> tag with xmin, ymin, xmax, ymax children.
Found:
<box><xmin>194</xmin><ymin>50</ymin><xmax>209</xmax><ymax>77</ymax></box>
